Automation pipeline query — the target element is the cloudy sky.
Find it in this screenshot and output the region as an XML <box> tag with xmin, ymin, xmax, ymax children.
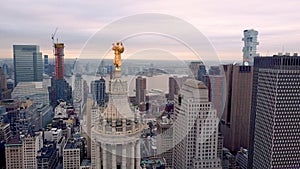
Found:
<box><xmin>1</xmin><ymin>0</ymin><xmax>300</xmax><ymax>61</ymax></box>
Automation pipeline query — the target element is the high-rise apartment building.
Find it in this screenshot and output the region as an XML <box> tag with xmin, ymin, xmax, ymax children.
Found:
<box><xmin>242</xmin><ymin>29</ymin><xmax>259</xmax><ymax>65</ymax></box>
<box><xmin>13</xmin><ymin>45</ymin><xmax>43</xmax><ymax>85</ymax></box>
<box><xmin>248</xmin><ymin>55</ymin><xmax>300</xmax><ymax>169</ymax></box>
<box><xmin>173</xmin><ymin>79</ymin><xmax>221</xmax><ymax>169</ymax></box>
<box><xmin>221</xmin><ymin>64</ymin><xmax>253</xmax><ymax>152</ymax></box>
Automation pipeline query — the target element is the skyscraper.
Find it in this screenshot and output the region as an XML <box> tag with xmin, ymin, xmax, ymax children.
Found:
<box><xmin>209</xmin><ymin>75</ymin><xmax>225</xmax><ymax>119</ymax></box>
<box><xmin>54</xmin><ymin>43</ymin><xmax>64</xmax><ymax>80</ymax></box>
<box><xmin>44</xmin><ymin>55</ymin><xmax>49</xmax><ymax>74</ymax></box>
<box><xmin>135</xmin><ymin>76</ymin><xmax>146</xmax><ymax>109</ymax></box>
<box><xmin>169</xmin><ymin>76</ymin><xmax>189</xmax><ymax>100</ymax></box>
<box><xmin>242</xmin><ymin>29</ymin><xmax>259</xmax><ymax>65</ymax></box>
<box><xmin>197</xmin><ymin>64</ymin><xmax>207</xmax><ymax>82</ymax></box>
<box><xmin>73</xmin><ymin>73</ymin><xmax>83</xmax><ymax>115</ymax></box>
<box><xmin>248</xmin><ymin>54</ymin><xmax>300</xmax><ymax>169</ymax></box>
<box><xmin>13</xmin><ymin>45</ymin><xmax>43</xmax><ymax>85</ymax></box>
<box><xmin>90</xmin><ymin>77</ymin><xmax>106</xmax><ymax>106</ymax></box>
<box><xmin>189</xmin><ymin>61</ymin><xmax>204</xmax><ymax>79</ymax></box>
<box><xmin>173</xmin><ymin>79</ymin><xmax>221</xmax><ymax>169</ymax></box>
<box><xmin>49</xmin><ymin>43</ymin><xmax>72</xmax><ymax>105</ymax></box>
<box><xmin>221</xmin><ymin>64</ymin><xmax>253</xmax><ymax>152</ymax></box>
<box><xmin>0</xmin><ymin>66</ymin><xmax>11</xmax><ymax>100</ymax></box>
<box><xmin>54</xmin><ymin>43</ymin><xmax>64</xmax><ymax>100</ymax></box>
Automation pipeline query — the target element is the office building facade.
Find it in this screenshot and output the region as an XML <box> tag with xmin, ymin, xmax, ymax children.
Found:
<box><xmin>135</xmin><ymin>76</ymin><xmax>146</xmax><ymax>110</ymax></box>
<box><xmin>173</xmin><ymin>79</ymin><xmax>221</xmax><ymax>169</ymax></box>
<box><xmin>90</xmin><ymin>77</ymin><xmax>106</xmax><ymax>106</ymax></box>
<box><xmin>221</xmin><ymin>64</ymin><xmax>253</xmax><ymax>152</ymax></box>
<box><xmin>249</xmin><ymin>55</ymin><xmax>300</xmax><ymax>169</ymax></box>
<box><xmin>13</xmin><ymin>45</ymin><xmax>43</xmax><ymax>85</ymax></box>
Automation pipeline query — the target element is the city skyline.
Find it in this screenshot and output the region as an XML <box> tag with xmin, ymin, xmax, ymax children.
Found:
<box><xmin>1</xmin><ymin>1</ymin><xmax>300</xmax><ymax>169</ymax></box>
<box><xmin>1</xmin><ymin>0</ymin><xmax>300</xmax><ymax>61</ymax></box>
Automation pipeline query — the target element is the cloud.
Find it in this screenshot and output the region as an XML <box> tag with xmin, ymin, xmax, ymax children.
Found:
<box><xmin>0</xmin><ymin>0</ymin><xmax>300</xmax><ymax>60</ymax></box>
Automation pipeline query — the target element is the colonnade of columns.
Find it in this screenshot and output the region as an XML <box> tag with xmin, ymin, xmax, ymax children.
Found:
<box><xmin>100</xmin><ymin>141</ymin><xmax>140</xmax><ymax>169</ymax></box>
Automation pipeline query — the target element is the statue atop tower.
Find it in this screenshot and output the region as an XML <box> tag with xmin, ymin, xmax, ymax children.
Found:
<box><xmin>112</xmin><ymin>42</ymin><xmax>124</xmax><ymax>72</ymax></box>
<box><xmin>91</xmin><ymin>42</ymin><xmax>142</xmax><ymax>169</ymax></box>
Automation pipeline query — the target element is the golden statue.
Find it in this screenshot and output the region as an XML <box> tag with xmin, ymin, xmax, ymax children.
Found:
<box><xmin>112</xmin><ymin>42</ymin><xmax>124</xmax><ymax>71</ymax></box>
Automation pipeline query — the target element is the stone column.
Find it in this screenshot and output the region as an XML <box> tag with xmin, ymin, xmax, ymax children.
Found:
<box><xmin>122</xmin><ymin>119</ymin><xmax>126</xmax><ymax>132</ymax></box>
<box><xmin>122</xmin><ymin>144</ymin><xmax>126</xmax><ymax>169</ymax></box>
<box><xmin>102</xmin><ymin>144</ymin><xmax>107</xmax><ymax>169</ymax></box>
<box><xmin>103</xmin><ymin>119</ymin><xmax>106</xmax><ymax>132</ymax></box>
<box><xmin>135</xmin><ymin>140</ymin><xmax>140</xmax><ymax>168</ymax></box>
<box><xmin>97</xmin><ymin>143</ymin><xmax>102</xmax><ymax>169</ymax></box>
<box><xmin>112</xmin><ymin>145</ymin><xmax>117</xmax><ymax>169</ymax></box>
<box><xmin>131</xmin><ymin>143</ymin><xmax>135</xmax><ymax>169</ymax></box>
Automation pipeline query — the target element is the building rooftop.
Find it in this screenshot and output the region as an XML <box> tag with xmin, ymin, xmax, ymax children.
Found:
<box><xmin>64</xmin><ymin>138</ymin><xmax>82</xmax><ymax>150</ymax></box>
<box><xmin>141</xmin><ymin>157</ymin><xmax>166</xmax><ymax>169</ymax></box>
<box><xmin>6</xmin><ymin>134</ymin><xmax>21</xmax><ymax>145</ymax></box>
<box><xmin>81</xmin><ymin>159</ymin><xmax>91</xmax><ymax>166</ymax></box>
<box><xmin>37</xmin><ymin>142</ymin><xmax>56</xmax><ymax>158</ymax></box>
<box><xmin>184</xmin><ymin>79</ymin><xmax>207</xmax><ymax>89</ymax></box>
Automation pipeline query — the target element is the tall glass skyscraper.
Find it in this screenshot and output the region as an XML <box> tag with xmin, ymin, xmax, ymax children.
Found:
<box><xmin>90</xmin><ymin>77</ymin><xmax>106</xmax><ymax>106</ymax></box>
<box><xmin>13</xmin><ymin>45</ymin><xmax>43</xmax><ymax>85</ymax></box>
<box><xmin>249</xmin><ymin>54</ymin><xmax>300</xmax><ymax>169</ymax></box>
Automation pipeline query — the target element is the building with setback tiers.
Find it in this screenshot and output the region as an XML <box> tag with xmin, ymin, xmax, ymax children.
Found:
<box><xmin>173</xmin><ymin>79</ymin><xmax>221</xmax><ymax>169</ymax></box>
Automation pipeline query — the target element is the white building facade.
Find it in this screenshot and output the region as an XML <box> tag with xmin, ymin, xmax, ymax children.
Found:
<box><xmin>91</xmin><ymin>72</ymin><xmax>143</xmax><ymax>169</ymax></box>
<box><xmin>242</xmin><ymin>29</ymin><xmax>259</xmax><ymax>65</ymax></box>
<box><xmin>173</xmin><ymin>79</ymin><xmax>221</xmax><ymax>169</ymax></box>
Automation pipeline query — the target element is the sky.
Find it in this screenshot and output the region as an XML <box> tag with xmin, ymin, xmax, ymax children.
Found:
<box><xmin>1</xmin><ymin>0</ymin><xmax>300</xmax><ymax>62</ymax></box>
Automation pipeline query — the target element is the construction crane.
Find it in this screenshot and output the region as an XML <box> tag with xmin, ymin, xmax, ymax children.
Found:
<box><xmin>51</xmin><ymin>27</ymin><xmax>58</xmax><ymax>45</ymax></box>
<box><xmin>51</xmin><ymin>28</ymin><xmax>58</xmax><ymax>65</ymax></box>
